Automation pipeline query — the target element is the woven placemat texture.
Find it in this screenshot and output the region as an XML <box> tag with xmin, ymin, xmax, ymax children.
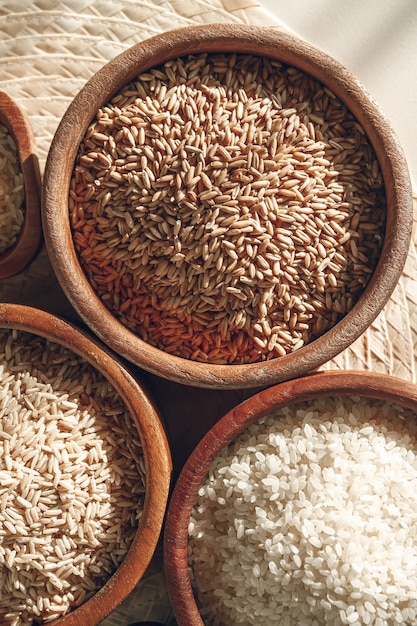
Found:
<box><xmin>323</xmin><ymin>203</ymin><xmax>417</xmax><ymax>382</ymax></box>
<box><xmin>0</xmin><ymin>0</ymin><xmax>281</xmax><ymax>167</ymax></box>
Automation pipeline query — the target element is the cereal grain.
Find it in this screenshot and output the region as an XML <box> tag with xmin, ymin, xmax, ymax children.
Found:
<box><xmin>70</xmin><ymin>53</ymin><xmax>385</xmax><ymax>364</ymax></box>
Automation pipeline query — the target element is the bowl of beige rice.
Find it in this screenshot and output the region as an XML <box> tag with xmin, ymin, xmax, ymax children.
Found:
<box><xmin>42</xmin><ymin>24</ymin><xmax>413</xmax><ymax>389</ymax></box>
<box><xmin>164</xmin><ymin>370</ymin><xmax>417</xmax><ymax>626</ymax></box>
<box><xmin>0</xmin><ymin>303</ymin><xmax>172</xmax><ymax>626</ymax></box>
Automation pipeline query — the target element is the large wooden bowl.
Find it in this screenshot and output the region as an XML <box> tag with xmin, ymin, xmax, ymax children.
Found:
<box><xmin>0</xmin><ymin>91</ymin><xmax>42</xmax><ymax>278</ymax></box>
<box><xmin>42</xmin><ymin>24</ymin><xmax>413</xmax><ymax>389</ymax></box>
<box><xmin>163</xmin><ymin>370</ymin><xmax>417</xmax><ymax>625</ymax></box>
<box><xmin>0</xmin><ymin>303</ymin><xmax>172</xmax><ymax>626</ymax></box>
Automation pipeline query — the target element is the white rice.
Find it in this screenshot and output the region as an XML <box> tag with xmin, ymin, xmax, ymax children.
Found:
<box><xmin>188</xmin><ymin>396</ymin><xmax>417</xmax><ymax>625</ymax></box>
<box><xmin>0</xmin><ymin>329</ymin><xmax>146</xmax><ymax>626</ymax></box>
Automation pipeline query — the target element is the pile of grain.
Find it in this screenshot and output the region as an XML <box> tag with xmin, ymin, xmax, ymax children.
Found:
<box><xmin>0</xmin><ymin>329</ymin><xmax>146</xmax><ymax>626</ymax></box>
<box><xmin>70</xmin><ymin>52</ymin><xmax>385</xmax><ymax>364</ymax></box>
<box><xmin>188</xmin><ymin>397</ymin><xmax>417</xmax><ymax>625</ymax></box>
<box><xmin>0</xmin><ymin>123</ymin><xmax>24</xmax><ymax>253</ymax></box>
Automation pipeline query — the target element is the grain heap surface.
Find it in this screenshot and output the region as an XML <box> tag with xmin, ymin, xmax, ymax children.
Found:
<box><xmin>0</xmin><ymin>329</ymin><xmax>146</xmax><ymax>626</ymax></box>
<box><xmin>189</xmin><ymin>397</ymin><xmax>417</xmax><ymax>625</ymax></box>
<box><xmin>0</xmin><ymin>123</ymin><xmax>24</xmax><ymax>253</ymax></box>
<box><xmin>70</xmin><ymin>53</ymin><xmax>386</xmax><ymax>364</ymax></box>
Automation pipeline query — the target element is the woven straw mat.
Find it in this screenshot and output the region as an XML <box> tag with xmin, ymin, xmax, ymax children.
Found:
<box><xmin>0</xmin><ymin>1</ymin><xmax>416</xmax><ymax>379</ymax></box>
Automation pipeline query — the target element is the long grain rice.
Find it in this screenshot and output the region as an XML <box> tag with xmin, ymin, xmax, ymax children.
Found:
<box><xmin>0</xmin><ymin>329</ymin><xmax>146</xmax><ymax>626</ymax></box>
<box><xmin>70</xmin><ymin>53</ymin><xmax>386</xmax><ymax>365</ymax></box>
<box><xmin>189</xmin><ymin>396</ymin><xmax>417</xmax><ymax>625</ymax></box>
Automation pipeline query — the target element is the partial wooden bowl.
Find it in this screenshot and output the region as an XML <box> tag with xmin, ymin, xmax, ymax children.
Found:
<box><xmin>0</xmin><ymin>91</ymin><xmax>42</xmax><ymax>278</ymax></box>
<box><xmin>0</xmin><ymin>303</ymin><xmax>172</xmax><ymax>626</ymax></box>
<box><xmin>163</xmin><ymin>370</ymin><xmax>417</xmax><ymax>625</ymax></box>
<box><xmin>42</xmin><ymin>24</ymin><xmax>413</xmax><ymax>389</ymax></box>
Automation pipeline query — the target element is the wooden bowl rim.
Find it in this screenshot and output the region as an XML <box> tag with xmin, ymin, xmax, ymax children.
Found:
<box><xmin>0</xmin><ymin>91</ymin><xmax>42</xmax><ymax>279</ymax></box>
<box><xmin>43</xmin><ymin>23</ymin><xmax>414</xmax><ymax>390</ymax></box>
<box><xmin>163</xmin><ymin>369</ymin><xmax>417</xmax><ymax>626</ymax></box>
<box><xmin>0</xmin><ymin>303</ymin><xmax>172</xmax><ymax>626</ymax></box>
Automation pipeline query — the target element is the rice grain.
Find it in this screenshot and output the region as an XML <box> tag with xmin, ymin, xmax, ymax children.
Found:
<box><xmin>70</xmin><ymin>53</ymin><xmax>386</xmax><ymax>365</ymax></box>
<box><xmin>0</xmin><ymin>329</ymin><xmax>146</xmax><ymax>626</ymax></box>
<box><xmin>189</xmin><ymin>398</ymin><xmax>417</xmax><ymax>626</ymax></box>
<box><xmin>189</xmin><ymin>396</ymin><xmax>417</xmax><ymax>626</ymax></box>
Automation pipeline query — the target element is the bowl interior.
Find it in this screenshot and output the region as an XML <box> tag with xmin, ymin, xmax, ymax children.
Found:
<box><xmin>42</xmin><ymin>24</ymin><xmax>413</xmax><ymax>389</ymax></box>
<box><xmin>0</xmin><ymin>91</ymin><xmax>42</xmax><ymax>279</ymax></box>
<box><xmin>163</xmin><ymin>370</ymin><xmax>417</xmax><ymax>625</ymax></box>
<box><xmin>0</xmin><ymin>303</ymin><xmax>172</xmax><ymax>626</ymax></box>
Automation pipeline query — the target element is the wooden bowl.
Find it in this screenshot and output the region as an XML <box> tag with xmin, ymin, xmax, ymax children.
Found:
<box><xmin>0</xmin><ymin>303</ymin><xmax>172</xmax><ymax>626</ymax></box>
<box><xmin>42</xmin><ymin>24</ymin><xmax>413</xmax><ymax>389</ymax></box>
<box><xmin>163</xmin><ymin>370</ymin><xmax>417</xmax><ymax>625</ymax></box>
<box><xmin>0</xmin><ymin>91</ymin><xmax>42</xmax><ymax>278</ymax></box>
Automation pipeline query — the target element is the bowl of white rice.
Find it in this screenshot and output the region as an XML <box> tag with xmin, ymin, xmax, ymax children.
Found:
<box><xmin>164</xmin><ymin>370</ymin><xmax>417</xmax><ymax>626</ymax></box>
<box><xmin>0</xmin><ymin>303</ymin><xmax>172</xmax><ymax>626</ymax></box>
<box><xmin>43</xmin><ymin>23</ymin><xmax>413</xmax><ymax>389</ymax></box>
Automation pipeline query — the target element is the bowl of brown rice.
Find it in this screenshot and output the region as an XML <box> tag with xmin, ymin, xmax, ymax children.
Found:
<box><xmin>42</xmin><ymin>24</ymin><xmax>413</xmax><ymax>389</ymax></box>
<box><xmin>0</xmin><ymin>303</ymin><xmax>172</xmax><ymax>626</ymax></box>
<box><xmin>164</xmin><ymin>370</ymin><xmax>417</xmax><ymax>626</ymax></box>
<box><xmin>0</xmin><ymin>91</ymin><xmax>42</xmax><ymax>279</ymax></box>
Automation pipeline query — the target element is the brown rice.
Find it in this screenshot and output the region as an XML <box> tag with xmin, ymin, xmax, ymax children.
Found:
<box><xmin>70</xmin><ymin>53</ymin><xmax>386</xmax><ymax>364</ymax></box>
<box><xmin>0</xmin><ymin>329</ymin><xmax>146</xmax><ymax>625</ymax></box>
